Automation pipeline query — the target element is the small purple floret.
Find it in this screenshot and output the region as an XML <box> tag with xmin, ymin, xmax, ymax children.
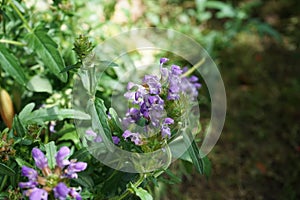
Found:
<box><xmin>32</xmin><ymin>148</ymin><xmax>48</xmax><ymax>170</ymax></box>
<box><xmin>53</xmin><ymin>182</ymin><xmax>70</xmax><ymax>200</ymax></box>
<box><xmin>56</xmin><ymin>146</ymin><xmax>71</xmax><ymax>169</ymax></box>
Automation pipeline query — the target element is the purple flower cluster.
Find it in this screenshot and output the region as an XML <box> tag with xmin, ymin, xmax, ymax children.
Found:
<box><xmin>19</xmin><ymin>147</ymin><xmax>87</xmax><ymax>200</ymax></box>
<box><xmin>121</xmin><ymin>58</ymin><xmax>201</xmax><ymax>144</ymax></box>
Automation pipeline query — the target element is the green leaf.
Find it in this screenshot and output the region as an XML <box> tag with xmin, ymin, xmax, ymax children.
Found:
<box><xmin>23</xmin><ymin>107</ymin><xmax>91</xmax><ymax>125</ymax></box>
<box><xmin>45</xmin><ymin>141</ymin><xmax>57</xmax><ymax>169</ymax></box>
<box><xmin>27</xmin><ymin>75</ymin><xmax>53</xmax><ymax>93</ymax></box>
<box><xmin>94</xmin><ymin>98</ymin><xmax>112</xmax><ymax>142</ymax></box>
<box><xmin>12</xmin><ymin>115</ymin><xmax>27</xmax><ymax>137</ymax></box>
<box><xmin>70</xmin><ymin>147</ymin><xmax>90</xmax><ymax>162</ymax></box>
<box><xmin>108</xmin><ymin>107</ymin><xmax>123</xmax><ymax>133</ymax></box>
<box><xmin>0</xmin><ymin>44</ymin><xmax>27</xmax><ymax>86</ymax></box>
<box><xmin>57</xmin><ymin>129</ymin><xmax>80</xmax><ymax>148</ymax></box>
<box><xmin>15</xmin><ymin>157</ymin><xmax>33</xmax><ymax>168</ymax></box>
<box><xmin>0</xmin><ymin>163</ymin><xmax>15</xmax><ymax>176</ymax></box>
<box><xmin>183</xmin><ymin>129</ymin><xmax>204</xmax><ymax>174</ymax></box>
<box><xmin>19</xmin><ymin>103</ymin><xmax>35</xmax><ymax>120</ymax></box>
<box><xmin>72</xmin><ymin>174</ymin><xmax>94</xmax><ymax>188</ymax></box>
<box><xmin>25</xmin><ymin>29</ymin><xmax>67</xmax><ymax>82</ymax></box>
<box><xmin>131</xmin><ymin>183</ymin><xmax>153</xmax><ymax>200</ymax></box>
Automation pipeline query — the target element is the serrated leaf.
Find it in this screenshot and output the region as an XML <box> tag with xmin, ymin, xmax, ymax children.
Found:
<box><xmin>25</xmin><ymin>29</ymin><xmax>67</xmax><ymax>82</ymax></box>
<box><xmin>45</xmin><ymin>141</ymin><xmax>57</xmax><ymax>169</ymax></box>
<box><xmin>131</xmin><ymin>183</ymin><xmax>153</xmax><ymax>200</ymax></box>
<box><xmin>27</xmin><ymin>75</ymin><xmax>53</xmax><ymax>93</ymax></box>
<box><xmin>0</xmin><ymin>44</ymin><xmax>27</xmax><ymax>86</ymax></box>
<box><xmin>0</xmin><ymin>163</ymin><xmax>15</xmax><ymax>176</ymax></box>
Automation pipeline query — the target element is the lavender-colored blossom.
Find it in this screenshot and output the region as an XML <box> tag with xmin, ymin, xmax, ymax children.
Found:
<box><xmin>122</xmin><ymin>130</ymin><xmax>143</xmax><ymax>145</ymax></box>
<box><xmin>21</xmin><ymin>166</ymin><xmax>38</xmax><ymax>181</ymax></box>
<box><xmin>112</xmin><ymin>136</ymin><xmax>120</xmax><ymax>144</ymax></box>
<box><xmin>29</xmin><ymin>188</ymin><xmax>48</xmax><ymax>200</ymax></box>
<box><xmin>56</xmin><ymin>147</ymin><xmax>70</xmax><ymax>169</ymax></box>
<box><xmin>18</xmin><ymin>181</ymin><xmax>38</xmax><ymax>189</ymax></box>
<box><xmin>142</xmin><ymin>75</ymin><xmax>161</xmax><ymax>95</ymax></box>
<box><xmin>161</xmin><ymin>126</ymin><xmax>171</xmax><ymax>138</ymax></box>
<box><xmin>53</xmin><ymin>182</ymin><xmax>70</xmax><ymax>200</ymax></box>
<box><xmin>164</xmin><ymin>118</ymin><xmax>174</xmax><ymax>125</ymax></box>
<box><xmin>171</xmin><ymin>65</ymin><xmax>183</xmax><ymax>75</ymax></box>
<box><xmin>32</xmin><ymin>148</ymin><xmax>48</xmax><ymax>170</ymax></box>
<box><xmin>160</xmin><ymin>58</ymin><xmax>169</xmax><ymax>65</ymax></box>
<box><xmin>65</xmin><ymin>161</ymin><xmax>87</xmax><ymax>179</ymax></box>
<box><xmin>149</xmin><ymin>104</ymin><xmax>165</xmax><ymax>127</ymax></box>
<box><xmin>69</xmin><ymin>188</ymin><xmax>82</xmax><ymax>200</ymax></box>
<box><xmin>128</xmin><ymin>108</ymin><xmax>141</xmax><ymax>121</ymax></box>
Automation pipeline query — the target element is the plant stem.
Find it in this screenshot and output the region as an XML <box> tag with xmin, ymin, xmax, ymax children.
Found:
<box><xmin>181</xmin><ymin>57</ymin><xmax>206</xmax><ymax>77</ymax></box>
<box><xmin>0</xmin><ymin>39</ymin><xmax>26</xmax><ymax>46</ymax></box>
<box><xmin>116</xmin><ymin>174</ymin><xmax>146</xmax><ymax>200</ymax></box>
<box><xmin>9</xmin><ymin>0</ymin><xmax>32</xmax><ymax>32</ymax></box>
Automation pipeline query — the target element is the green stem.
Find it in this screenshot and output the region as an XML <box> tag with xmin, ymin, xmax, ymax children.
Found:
<box><xmin>0</xmin><ymin>175</ymin><xmax>8</xmax><ymax>191</ymax></box>
<box><xmin>116</xmin><ymin>174</ymin><xmax>146</xmax><ymax>200</ymax></box>
<box><xmin>181</xmin><ymin>57</ymin><xmax>206</xmax><ymax>77</ymax></box>
<box><xmin>0</xmin><ymin>39</ymin><xmax>26</xmax><ymax>46</ymax></box>
<box><xmin>9</xmin><ymin>0</ymin><xmax>32</xmax><ymax>32</ymax></box>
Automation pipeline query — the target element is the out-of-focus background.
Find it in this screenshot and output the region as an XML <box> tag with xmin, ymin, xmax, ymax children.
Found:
<box><xmin>82</xmin><ymin>0</ymin><xmax>299</xmax><ymax>199</ymax></box>
<box><xmin>3</xmin><ymin>0</ymin><xmax>300</xmax><ymax>199</ymax></box>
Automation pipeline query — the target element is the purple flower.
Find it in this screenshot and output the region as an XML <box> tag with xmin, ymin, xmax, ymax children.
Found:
<box><xmin>21</xmin><ymin>166</ymin><xmax>38</xmax><ymax>181</ymax></box>
<box><xmin>19</xmin><ymin>181</ymin><xmax>38</xmax><ymax>189</ymax></box>
<box><xmin>112</xmin><ymin>136</ymin><xmax>120</xmax><ymax>144</ymax></box>
<box><xmin>164</xmin><ymin>118</ymin><xmax>174</xmax><ymax>125</ymax></box>
<box><xmin>160</xmin><ymin>58</ymin><xmax>169</xmax><ymax>65</ymax></box>
<box><xmin>171</xmin><ymin>65</ymin><xmax>183</xmax><ymax>75</ymax></box>
<box><xmin>69</xmin><ymin>188</ymin><xmax>82</xmax><ymax>200</ymax></box>
<box><xmin>161</xmin><ymin>126</ymin><xmax>171</xmax><ymax>138</ymax></box>
<box><xmin>56</xmin><ymin>147</ymin><xmax>71</xmax><ymax>169</ymax></box>
<box><xmin>142</xmin><ymin>75</ymin><xmax>161</xmax><ymax>95</ymax></box>
<box><xmin>53</xmin><ymin>182</ymin><xmax>70</xmax><ymax>200</ymax></box>
<box><xmin>32</xmin><ymin>148</ymin><xmax>48</xmax><ymax>170</ymax></box>
<box><xmin>122</xmin><ymin>130</ymin><xmax>143</xmax><ymax>145</ymax></box>
<box><xmin>128</xmin><ymin>108</ymin><xmax>141</xmax><ymax>121</ymax></box>
<box><xmin>29</xmin><ymin>188</ymin><xmax>48</xmax><ymax>200</ymax></box>
<box><xmin>65</xmin><ymin>161</ymin><xmax>87</xmax><ymax>179</ymax></box>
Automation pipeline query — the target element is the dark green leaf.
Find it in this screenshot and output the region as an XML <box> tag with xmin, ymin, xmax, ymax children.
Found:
<box><xmin>183</xmin><ymin>129</ymin><xmax>204</xmax><ymax>174</ymax></box>
<box><xmin>45</xmin><ymin>141</ymin><xmax>57</xmax><ymax>169</ymax></box>
<box><xmin>13</xmin><ymin>115</ymin><xmax>27</xmax><ymax>137</ymax></box>
<box><xmin>0</xmin><ymin>44</ymin><xmax>27</xmax><ymax>86</ymax></box>
<box><xmin>25</xmin><ymin>29</ymin><xmax>67</xmax><ymax>82</ymax></box>
<box><xmin>60</xmin><ymin>62</ymin><xmax>81</xmax><ymax>73</ymax></box>
<box><xmin>0</xmin><ymin>163</ymin><xmax>15</xmax><ymax>176</ymax></box>
<box><xmin>72</xmin><ymin>174</ymin><xmax>94</xmax><ymax>188</ymax></box>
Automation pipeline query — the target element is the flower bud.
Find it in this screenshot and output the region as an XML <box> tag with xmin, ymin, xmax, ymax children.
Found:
<box><xmin>0</xmin><ymin>88</ymin><xmax>15</xmax><ymax>129</ymax></box>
